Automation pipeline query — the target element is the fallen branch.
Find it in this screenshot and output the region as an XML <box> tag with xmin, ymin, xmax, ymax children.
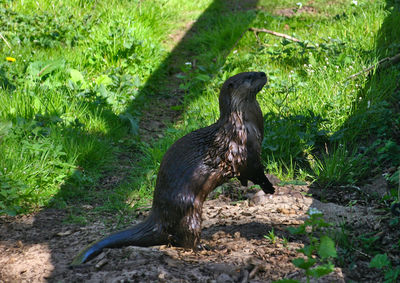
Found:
<box><xmin>347</xmin><ymin>53</ymin><xmax>400</xmax><ymax>80</ymax></box>
<box><xmin>249</xmin><ymin>27</ymin><xmax>301</xmax><ymax>43</ymax></box>
<box><xmin>0</xmin><ymin>32</ymin><xmax>11</xmax><ymax>49</ymax></box>
<box><xmin>227</xmin><ymin>27</ymin><xmax>301</xmax><ymax>57</ymax></box>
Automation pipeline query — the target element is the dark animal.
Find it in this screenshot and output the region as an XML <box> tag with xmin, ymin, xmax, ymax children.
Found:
<box><xmin>71</xmin><ymin>72</ymin><xmax>275</xmax><ymax>265</ymax></box>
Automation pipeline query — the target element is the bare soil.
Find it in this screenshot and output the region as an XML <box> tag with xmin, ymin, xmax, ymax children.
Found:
<box><xmin>274</xmin><ymin>6</ymin><xmax>319</xmax><ymax>18</ymax></box>
<box><xmin>1</xmin><ymin>177</ymin><xmax>395</xmax><ymax>283</ymax></box>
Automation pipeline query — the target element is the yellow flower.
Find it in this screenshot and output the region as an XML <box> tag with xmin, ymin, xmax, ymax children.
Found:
<box><xmin>6</xmin><ymin>57</ymin><xmax>16</xmax><ymax>62</ymax></box>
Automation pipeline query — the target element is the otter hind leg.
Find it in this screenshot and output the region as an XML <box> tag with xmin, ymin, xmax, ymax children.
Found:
<box><xmin>172</xmin><ymin>213</ymin><xmax>202</xmax><ymax>249</ymax></box>
<box><xmin>238</xmin><ymin>175</ymin><xmax>248</xmax><ymax>186</ymax></box>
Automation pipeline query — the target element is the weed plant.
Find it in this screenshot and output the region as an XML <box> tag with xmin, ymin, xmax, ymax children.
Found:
<box><xmin>276</xmin><ymin>208</ymin><xmax>338</xmax><ymax>283</ymax></box>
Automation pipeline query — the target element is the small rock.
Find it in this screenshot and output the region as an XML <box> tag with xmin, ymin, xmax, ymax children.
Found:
<box><xmin>95</xmin><ymin>258</ymin><xmax>108</xmax><ymax>269</ymax></box>
<box><xmin>158</xmin><ymin>272</ymin><xmax>166</xmax><ymax>280</ymax></box>
<box><xmin>56</xmin><ymin>230</ymin><xmax>72</xmax><ymax>237</ymax></box>
<box><xmin>266</xmin><ymin>174</ymin><xmax>281</xmax><ymax>185</ymax></box>
<box><xmin>163</xmin><ymin>256</ymin><xmax>179</xmax><ymax>267</ymax></box>
<box><xmin>250</xmin><ymin>190</ymin><xmax>269</xmax><ymax>205</ymax></box>
<box><xmin>81</xmin><ymin>204</ymin><xmax>93</xmax><ymax>210</ymax></box>
<box><xmin>277</xmin><ymin>208</ymin><xmax>290</xmax><ymax>215</ymax></box>
<box><xmin>96</xmin><ymin>252</ymin><xmax>106</xmax><ymax>261</ymax></box>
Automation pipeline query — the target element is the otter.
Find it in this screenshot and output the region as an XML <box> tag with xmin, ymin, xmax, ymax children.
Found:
<box><xmin>71</xmin><ymin>72</ymin><xmax>275</xmax><ymax>265</ymax></box>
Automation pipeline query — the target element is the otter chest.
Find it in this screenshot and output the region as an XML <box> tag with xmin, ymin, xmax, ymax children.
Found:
<box><xmin>206</xmin><ymin>111</ymin><xmax>248</xmax><ymax>178</ymax></box>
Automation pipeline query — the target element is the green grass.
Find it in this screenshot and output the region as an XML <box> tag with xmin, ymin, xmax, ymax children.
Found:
<box><xmin>1</xmin><ymin>0</ymin><xmax>399</xmax><ymax>215</ymax></box>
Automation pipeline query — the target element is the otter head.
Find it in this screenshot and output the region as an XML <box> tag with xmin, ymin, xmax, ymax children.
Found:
<box><xmin>219</xmin><ymin>72</ymin><xmax>267</xmax><ymax>117</ymax></box>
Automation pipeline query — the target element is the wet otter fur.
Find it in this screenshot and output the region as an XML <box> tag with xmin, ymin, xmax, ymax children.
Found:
<box><xmin>71</xmin><ymin>72</ymin><xmax>275</xmax><ymax>265</ymax></box>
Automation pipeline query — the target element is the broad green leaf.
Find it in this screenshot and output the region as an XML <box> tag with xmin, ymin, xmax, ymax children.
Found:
<box><xmin>195</xmin><ymin>74</ymin><xmax>210</xmax><ymax>82</ymax></box>
<box><xmin>369</xmin><ymin>254</ymin><xmax>390</xmax><ymax>269</ymax></box>
<box><xmin>4</xmin><ymin>209</ymin><xmax>17</xmax><ymax>216</ymax></box>
<box><xmin>69</xmin><ymin>69</ymin><xmax>88</xmax><ymax>89</ymax></box>
<box><xmin>38</xmin><ymin>59</ymin><xmax>65</xmax><ymax>77</ymax></box>
<box><xmin>95</xmin><ymin>74</ymin><xmax>113</xmax><ymax>86</ymax></box>
<box><xmin>27</xmin><ymin>59</ymin><xmax>65</xmax><ymax>78</ymax></box>
<box><xmin>307</xmin><ymin>263</ymin><xmax>334</xmax><ymax>278</ymax></box>
<box><xmin>69</xmin><ymin>69</ymin><xmax>85</xmax><ymax>83</ymax></box>
<box><xmin>384</xmin><ymin>266</ymin><xmax>400</xmax><ymax>282</ymax></box>
<box><xmin>287</xmin><ymin>225</ymin><xmax>306</xmax><ymax>235</ymax></box>
<box><xmin>298</xmin><ymin>245</ymin><xmax>314</xmax><ymax>257</ymax></box>
<box><xmin>318</xmin><ymin>235</ymin><xmax>337</xmax><ymax>259</ymax></box>
<box><xmin>292</xmin><ymin>257</ymin><xmax>316</xmax><ymax>269</ymax></box>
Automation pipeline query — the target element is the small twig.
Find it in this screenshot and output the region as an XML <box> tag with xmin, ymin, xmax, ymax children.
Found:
<box><xmin>227</xmin><ymin>27</ymin><xmax>299</xmax><ymax>56</ymax></box>
<box><xmin>252</xmin><ymin>29</ymin><xmax>261</xmax><ymax>45</ymax></box>
<box><xmin>249</xmin><ymin>27</ymin><xmax>301</xmax><ymax>43</ymax></box>
<box><xmin>346</xmin><ymin>53</ymin><xmax>400</xmax><ymax>80</ymax></box>
<box><xmin>252</xmin><ymin>29</ymin><xmax>272</xmax><ymax>47</ymax></box>
<box><xmin>38</xmin><ymin>64</ymin><xmax>52</xmax><ymax>77</ymax></box>
<box><xmin>249</xmin><ymin>265</ymin><xmax>261</xmax><ymax>279</ymax></box>
<box><xmin>95</xmin><ymin>258</ymin><xmax>108</xmax><ymax>269</ymax></box>
<box><xmin>353</xmin><ymin>248</ymin><xmax>372</xmax><ymax>259</ymax></box>
<box><xmin>0</xmin><ymin>32</ymin><xmax>11</xmax><ymax>49</ymax></box>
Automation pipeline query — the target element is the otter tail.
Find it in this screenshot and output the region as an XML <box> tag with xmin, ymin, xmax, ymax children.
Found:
<box><xmin>70</xmin><ymin>214</ymin><xmax>167</xmax><ymax>265</ymax></box>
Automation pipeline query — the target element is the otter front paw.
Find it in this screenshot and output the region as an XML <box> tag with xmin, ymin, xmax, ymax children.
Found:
<box><xmin>261</xmin><ymin>183</ymin><xmax>275</xmax><ymax>194</ymax></box>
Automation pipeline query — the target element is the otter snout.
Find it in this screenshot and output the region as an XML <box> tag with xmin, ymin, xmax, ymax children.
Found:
<box><xmin>257</xmin><ymin>72</ymin><xmax>267</xmax><ymax>82</ymax></box>
<box><xmin>253</xmin><ymin>72</ymin><xmax>268</xmax><ymax>92</ymax></box>
<box><xmin>253</xmin><ymin>72</ymin><xmax>267</xmax><ymax>84</ymax></box>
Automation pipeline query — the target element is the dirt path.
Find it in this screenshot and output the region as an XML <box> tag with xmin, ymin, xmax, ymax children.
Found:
<box><xmin>1</xmin><ymin>181</ymin><xmax>389</xmax><ymax>283</ymax></box>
